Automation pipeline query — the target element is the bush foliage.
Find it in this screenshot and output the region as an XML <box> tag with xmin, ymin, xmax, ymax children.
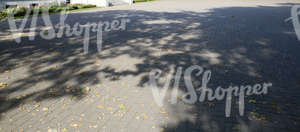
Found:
<box><xmin>0</xmin><ymin>4</ymin><xmax>97</xmax><ymax>20</ymax></box>
<box><xmin>134</xmin><ymin>0</ymin><xmax>155</xmax><ymax>3</ymax></box>
<box><xmin>0</xmin><ymin>11</ymin><xmax>7</xmax><ymax>20</ymax></box>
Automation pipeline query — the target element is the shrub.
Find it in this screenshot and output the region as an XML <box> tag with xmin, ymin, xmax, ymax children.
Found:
<box><xmin>13</xmin><ymin>7</ymin><xmax>27</xmax><ymax>17</ymax></box>
<box><xmin>50</xmin><ymin>5</ymin><xmax>59</xmax><ymax>9</ymax></box>
<box><xmin>49</xmin><ymin>5</ymin><xmax>67</xmax><ymax>13</ymax></box>
<box><xmin>73</xmin><ymin>4</ymin><xmax>85</xmax><ymax>9</ymax></box>
<box><xmin>30</xmin><ymin>8</ymin><xmax>44</xmax><ymax>15</ymax></box>
<box><xmin>56</xmin><ymin>6</ymin><xmax>66</xmax><ymax>12</ymax></box>
<box><xmin>0</xmin><ymin>11</ymin><xmax>8</xmax><ymax>20</ymax></box>
<box><xmin>0</xmin><ymin>3</ymin><xmax>96</xmax><ymax>20</ymax></box>
<box><xmin>49</xmin><ymin>5</ymin><xmax>58</xmax><ymax>13</ymax></box>
<box><xmin>82</xmin><ymin>4</ymin><xmax>96</xmax><ymax>8</ymax></box>
<box><xmin>67</xmin><ymin>5</ymin><xmax>79</xmax><ymax>10</ymax></box>
<box><xmin>134</xmin><ymin>0</ymin><xmax>155</xmax><ymax>3</ymax></box>
<box><xmin>49</xmin><ymin>4</ymin><xmax>67</xmax><ymax>13</ymax></box>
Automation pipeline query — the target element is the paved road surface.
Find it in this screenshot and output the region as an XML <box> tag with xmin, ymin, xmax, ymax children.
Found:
<box><xmin>0</xmin><ymin>0</ymin><xmax>300</xmax><ymax>132</ymax></box>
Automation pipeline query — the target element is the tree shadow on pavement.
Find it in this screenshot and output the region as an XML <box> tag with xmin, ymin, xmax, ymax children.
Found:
<box><xmin>0</xmin><ymin>3</ymin><xmax>300</xmax><ymax>132</ymax></box>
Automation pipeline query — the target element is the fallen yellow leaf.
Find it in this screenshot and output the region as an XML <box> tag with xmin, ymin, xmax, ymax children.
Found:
<box><xmin>143</xmin><ymin>114</ymin><xmax>149</xmax><ymax>119</ymax></box>
<box><xmin>83</xmin><ymin>87</ymin><xmax>91</xmax><ymax>93</ymax></box>
<box><xmin>160</xmin><ymin>109</ymin><xmax>166</xmax><ymax>114</ymax></box>
<box><xmin>88</xmin><ymin>125</ymin><xmax>98</xmax><ymax>128</ymax></box>
<box><xmin>107</xmin><ymin>107</ymin><xmax>113</xmax><ymax>110</ymax></box>
<box><xmin>97</xmin><ymin>104</ymin><xmax>104</xmax><ymax>109</ymax></box>
<box><xmin>119</xmin><ymin>104</ymin><xmax>126</xmax><ymax>111</ymax></box>
<box><xmin>0</xmin><ymin>83</ymin><xmax>8</xmax><ymax>87</ymax></box>
<box><xmin>62</xmin><ymin>128</ymin><xmax>67</xmax><ymax>132</ymax></box>
<box><xmin>34</xmin><ymin>104</ymin><xmax>40</xmax><ymax>108</ymax></box>
<box><xmin>71</xmin><ymin>124</ymin><xmax>79</xmax><ymax>127</ymax></box>
<box><xmin>42</xmin><ymin>107</ymin><xmax>49</xmax><ymax>111</ymax></box>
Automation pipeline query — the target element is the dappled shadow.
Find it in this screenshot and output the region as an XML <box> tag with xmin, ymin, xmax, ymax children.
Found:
<box><xmin>0</xmin><ymin>3</ymin><xmax>300</xmax><ymax>132</ymax></box>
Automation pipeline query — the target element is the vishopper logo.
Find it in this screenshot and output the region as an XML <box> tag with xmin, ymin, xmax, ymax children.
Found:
<box><xmin>285</xmin><ymin>5</ymin><xmax>300</xmax><ymax>41</ymax></box>
<box><xmin>148</xmin><ymin>65</ymin><xmax>272</xmax><ymax>117</ymax></box>
<box><xmin>7</xmin><ymin>8</ymin><xmax>130</xmax><ymax>54</ymax></box>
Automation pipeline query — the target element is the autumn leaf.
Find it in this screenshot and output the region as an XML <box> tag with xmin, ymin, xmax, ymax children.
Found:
<box><xmin>82</xmin><ymin>87</ymin><xmax>91</xmax><ymax>93</ymax></box>
<box><xmin>42</xmin><ymin>107</ymin><xmax>49</xmax><ymax>111</ymax></box>
<box><xmin>71</xmin><ymin>123</ymin><xmax>81</xmax><ymax>127</ymax></box>
<box><xmin>272</xmin><ymin>104</ymin><xmax>280</xmax><ymax>110</ymax></box>
<box><xmin>88</xmin><ymin>125</ymin><xmax>98</xmax><ymax>128</ymax></box>
<box><xmin>249</xmin><ymin>100</ymin><xmax>256</xmax><ymax>103</ymax></box>
<box><xmin>48</xmin><ymin>128</ymin><xmax>58</xmax><ymax>132</ymax></box>
<box><xmin>34</xmin><ymin>104</ymin><xmax>40</xmax><ymax>108</ymax></box>
<box><xmin>0</xmin><ymin>82</ymin><xmax>8</xmax><ymax>87</ymax></box>
<box><xmin>118</xmin><ymin>104</ymin><xmax>126</xmax><ymax>111</ymax></box>
<box><xmin>142</xmin><ymin>114</ymin><xmax>149</xmax><ymax>119</ymax></box>
<box><xmin>98</xmin><ymin>116</ymin><xmax>103</xmax><ymax>120</ymax></box>
<box><xmin>160</xmin><ymin>108</ymin><xmax>167</xmax><ymax>114</ymax></box>
<box><xmin>249</xmin><ymin>112</ymin><xmax>267</xmax><ymax>121</ymax></box>
<box><xmin>97</xmin><ymin>104</ymin><xmax>104</xmax><ymax>109</ymax></box>
<box><xmin>62</xmin><ymin>128</ymin><xmax>67</xmax><ymax>132</ymax></box>
<box><xmin>95</xmin><ymin>92</ymin><xmax>100</xmax><ymax>97</ymax></box>
<box><xmin>106</xmin><ymin>107</ymin><xmax>113</xmax><ymax>111</ymax></box>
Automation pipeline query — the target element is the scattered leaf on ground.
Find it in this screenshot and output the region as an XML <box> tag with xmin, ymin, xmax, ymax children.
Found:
<box><xmin>97</xmin><ymin>104</ymin><xmax>104</xmax><ymax>109</ymax></box>
<box><xmin>83</xmin><ymin>87</ymin><xmax>91</xmax><ymax>93</ymax></box>
<box><xmin>119</xmin><ymin>104</ymin><xmax>126</xmax><ymax>111</ymax></box>
<box><xmin>89</xmin><ymin>125</ymin><xmax>98</xmax><ymax>128</ymax></box>
<box><xmin>249</xmin><ymin>100</ymin><xmax>256</xmax><ymax>103</ymax></box>
<box><xmin>42</xmin><ymin>107</ymin><xmax>49</xmax><ymax>111</ymax></box>
<box><xmin>95</xmin><ymin>92</ymin><xmax>100</xmax><ymax>97</ymax></box>
<box><xmin>71</xmin><ymin>124</ymin><xmax>79</xmax><ymax>127</ymax></box>
<box><xmin>48</xmin><ymin>128</ymin><xmax>58</xmax><ymax>132</ymax></box>
<box><xmin>0</xmin><ymin>83</ymin><xmax>7</xmax><ymax>87</ymax></box>
<box><xmin>62</xmin><ymin>128</ymin><xmax>67</xmax><ymax>132</ymax></box>
<box><xmin>34</xmin><ymin>104</ymin><xmax>40</xmax><ymax>108</ymax></box>
<box><xmin>143</xmin><ymin>114</ymin><xmax>149</xmax><ymax>119</ymax></box>
<box><xmin>107</xmin><ymin>107</ymin><xmax>113</xmax><ymax>111</ymax></box>
<box><xmin>160</xmin><ymin>108</ymin><xmax>166</xmax><ymax>114</ymax></box>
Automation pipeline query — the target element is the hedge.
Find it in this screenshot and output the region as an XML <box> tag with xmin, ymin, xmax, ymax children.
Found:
<box><xmin>0</xmin><ymin>4</ymin><xmax>97</xmax><ymax>20</ymax></box>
